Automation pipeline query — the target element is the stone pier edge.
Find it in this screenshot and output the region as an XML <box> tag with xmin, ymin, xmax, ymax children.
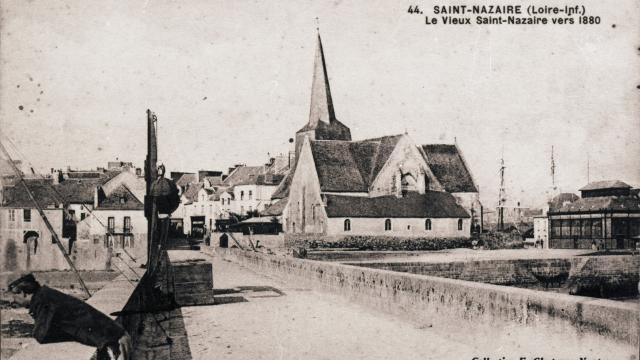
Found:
<box><xmin>219</xmin><ymin>248</ymin><xmax>639</xmax><ymax>347</ymax></box>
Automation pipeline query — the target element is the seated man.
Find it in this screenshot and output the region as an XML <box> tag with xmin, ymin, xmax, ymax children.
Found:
<box><xmin>8</xmin><ymin>273</ymin><xmax>131</xmax><ymax>360</ymax></box>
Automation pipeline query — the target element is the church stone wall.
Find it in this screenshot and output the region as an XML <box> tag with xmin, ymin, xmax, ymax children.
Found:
<box><xmin>285</xmin><ymin>138</ymin><xmax>327</xmax><ymax>235</ymax></box>
<box><xmin>327</xmin><ymin>217</ymin><xmax>470</xmax><ymax>238</ymax></box>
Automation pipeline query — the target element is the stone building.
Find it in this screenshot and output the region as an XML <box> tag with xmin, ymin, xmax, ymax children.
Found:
<box><xmin>0</xmin><ymin>167</ymin><xmax>147</xmax><ymax>272</ymax></box>
<box><xmin>74</xmin><ymin>170</ymin><xmax>147</xmax><ymax>269</ymax></box>
<box><xmin>0</xmin><ymin>180</ymin><xmax>68</xmax><ymax>272</ymax></box>
<box><xmin>272</xmin><ymin>34</ymin><xmax>479</xmax><ymax>239</ymax></box>
<box><xmin>547</xmin><ymin>180</ymin><xmax>640</xmax><ymax>249</ymax></box>
<box><xmin>231</xmin><ymin>174</ymin><xmax>284</xmax><ymax>216</ymax></box>
<box><xmin>533</xmin><ymin>192</ymin><xmax>580</xmax><ymax>248</ymax></box>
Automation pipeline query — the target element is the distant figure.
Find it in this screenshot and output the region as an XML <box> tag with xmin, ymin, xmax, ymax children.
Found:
<box><xmin>204</xmin><ymin>226</ymin><xmax>211</xmax><ymax>246</ymax></box>
<box><xmin>219</xmin><ymin>233</ymin><xmax>229</xmax><ymax>248</ymax></box>
<box><xmin>8</xmin><ymin>274</ymin><xmax>131</xmax><ymax>360</ymax></box>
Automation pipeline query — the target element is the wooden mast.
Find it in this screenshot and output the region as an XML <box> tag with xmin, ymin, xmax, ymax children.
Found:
<box><xmin>145</xmin><ymin>109</ymin><xmax>159</xmax><ymax>268</ymax></box>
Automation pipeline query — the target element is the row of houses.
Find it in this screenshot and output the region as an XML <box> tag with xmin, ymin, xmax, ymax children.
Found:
<box><xmin>170</xmin><ymin>160</ymin><xmax>287</xmax><ymax>237</ymax></box>
<box><xmin>0</xmin><ymin>163</ymin><xmax>146</xmax><ymax>272</ymax></box>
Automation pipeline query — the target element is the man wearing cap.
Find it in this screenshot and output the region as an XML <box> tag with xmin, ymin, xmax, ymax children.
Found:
<box><xmin>8</xmin><ymin>273</ymin><xmax>131</xmax><ymax>360</ymax></box>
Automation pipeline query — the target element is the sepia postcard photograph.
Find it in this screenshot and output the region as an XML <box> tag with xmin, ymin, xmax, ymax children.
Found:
<box><xmin>0</xmin><ymin>0</ymin><xmax>638</xmax><ymax>359</ymax></box>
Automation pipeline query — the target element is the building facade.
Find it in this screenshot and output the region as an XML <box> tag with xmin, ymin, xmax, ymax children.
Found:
<box><xmin>0</xmin><ymin>181</ymin><xmax>69</xmax><ymax>272</ymax></box>
<box><xmin>547</xmin><ymin>181</ymin><xmax>640</xmax><ymax>249</ymax></box>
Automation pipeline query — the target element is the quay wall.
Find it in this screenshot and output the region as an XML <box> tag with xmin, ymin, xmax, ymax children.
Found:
<box><xmin>220</xmin><ymin>248</ymin><xmax>639</xmax><ymax>346</ymax></box>
<box><xmin>349</xmin><ymin>256</ymin><xmax>640</xmax><ymax>292</ymax></box>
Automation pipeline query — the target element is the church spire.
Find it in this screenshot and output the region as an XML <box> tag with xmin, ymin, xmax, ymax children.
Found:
<box><xmin>308</xmin><ymin>33</ymin><xmax>336</xmax><ymax>126</ymax></box>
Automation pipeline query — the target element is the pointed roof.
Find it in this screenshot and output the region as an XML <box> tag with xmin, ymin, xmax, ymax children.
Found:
<box><xmin>548</xmin><ymin>192</ymin><xmax>579</xmax><ymax>211</ymax></box>
<box><xmin>272</xmin><ymin>135</ymin><xmax>403</xmax><ymax>198</ymax></box>
<box><xmin>309</xmin><ymin>135</ymin><xmax>404</xmax><ymax>193</ymax></box>
<box><xmin>579</xmin><ymin>180</ymin><xmax>631</xmax><ymax>191</ymax></box>
<box><xmin>222</xmin><ymin>165</ymin><xmax>265</xmax><ymax>187</ymax></box>
<box><xmin>296</xmin><ymin>34</ymin><xmax>351</xmax><ymax>141</ymax></box>
<box><xmin>421</xmin><ymin>144</ymin><xmax>478</xmax><ymax>193</ymax></box>
<box><xmin>96</xmin><ymin>184</ymin><xmax>143</xmax><ymax>210</ymax></box>
<box><xmin>262</xmin><ymin>198</ymin><xmax>288</xmax><ymax>216</ymax></box>
<box><xmin>2</xmin><ymin>180</ymin><xmax>62</xmax><ymax>208</ymax></box>
<box><xmin>553</xmin><ymin>195</ymin><xmax>640</xmax><ymax>213</ymax></box>
<box><xmin>308</xmin><ymin>34</ymin><xmax>335</xmax><ymax>126</ymax></box>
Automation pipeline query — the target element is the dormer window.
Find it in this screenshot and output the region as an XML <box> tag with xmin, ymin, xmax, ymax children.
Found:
<box><xmin>401</xmin><ymin>172</ymin><xmax>417</xmax><ymax>196</ymax></box>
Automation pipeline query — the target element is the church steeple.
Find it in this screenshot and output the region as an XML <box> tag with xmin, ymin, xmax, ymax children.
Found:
<box><xmin>308</xmin><ymin>33</ymin><xmax>336</xmax><ymax>126</ymax></box>
<box><xmin>295</xmin><ymin>32</ymin><xmax>351</xmax><ymax>148</ymax></box>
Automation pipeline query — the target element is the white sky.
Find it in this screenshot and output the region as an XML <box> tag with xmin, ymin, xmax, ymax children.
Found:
<box><xmin>1</xmin><ymin>0</ymin><xmax>639</xmax><ymax>207</ymax></box>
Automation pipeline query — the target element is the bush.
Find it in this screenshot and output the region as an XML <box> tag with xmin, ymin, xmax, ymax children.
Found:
<box><xmin>477</xmin><ymin>232</ymin><xmax>524</xmax><ymax>250</ymax></box>
<box><xmin>284</xmin><ymin>234</ymin><xmax>473</xmax><ymax>251</ymax></box>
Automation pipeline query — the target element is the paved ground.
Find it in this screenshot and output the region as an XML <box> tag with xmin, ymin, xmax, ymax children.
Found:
<box><xmin>180</xmin><ymin>252</ymin><xmax>637</xmax><ymax>360</ymax></box>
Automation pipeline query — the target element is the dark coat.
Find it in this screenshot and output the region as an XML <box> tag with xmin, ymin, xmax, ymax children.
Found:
<box><xmin>29</xmin><ymin>286</ymin><xmax>125</xmax><ymax>349</ymax></box>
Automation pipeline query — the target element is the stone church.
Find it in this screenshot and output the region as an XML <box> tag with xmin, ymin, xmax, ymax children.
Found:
<box><xmin>270</xmin><ymin>34</ymin><xmax>480</xmax><ymax>238</ymax></box>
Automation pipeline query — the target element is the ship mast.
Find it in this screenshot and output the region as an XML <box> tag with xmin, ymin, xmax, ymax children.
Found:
<box><xmin>497</xmin><ymin>147</ymin><xmax>506</xmax><ymax>231</ymax></box>
<box><xmin>551</xmin><ymin>145</ymin><xmax>556</xmax><ymax>189</ymax></box>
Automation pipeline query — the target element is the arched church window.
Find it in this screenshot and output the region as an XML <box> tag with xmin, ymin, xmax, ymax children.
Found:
<box><xmin>425</xmin><ymin>219</ymin><xmax>432</xmax><ymax>231</ymax></box>
<box><xmin>385</xmin><ymin>219</ymin><xmax>392</xmax><ymax>231</ymax></box>
<box><xmin>344</xmin><ymin>219</ymin><xmax>351</xmax><ymax>231</ymax></box>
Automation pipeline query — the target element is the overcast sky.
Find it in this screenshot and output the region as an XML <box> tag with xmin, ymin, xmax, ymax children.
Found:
<box><xmin>1</xmin><ymin>0</ymin><xmax>638</xmax><ymax>207</ymax></box>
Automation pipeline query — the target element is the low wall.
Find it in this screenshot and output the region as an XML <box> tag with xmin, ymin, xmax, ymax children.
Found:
<box><xmin>0</xmin><ymin>270</ymin><xmax>118</xmax><ymax>290</ymax></box>
<box><xmin>306</xmin><ymin>250</ymin><xmax>432</xmax><ymax>262</ymax></box>
<box><xmin>220</xmin><ymin>249</ymin><xmax>639</xmax><ymax>346</ymax></box>
<box><xmin>231</xmin><ymin>233</ymin><xmax>285</xmax><ymax>249</ymax></box>
<box><xmin>348</xmin><ymin>256</ymin><xmax>640</xmax><ymax>297</ymax></box>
